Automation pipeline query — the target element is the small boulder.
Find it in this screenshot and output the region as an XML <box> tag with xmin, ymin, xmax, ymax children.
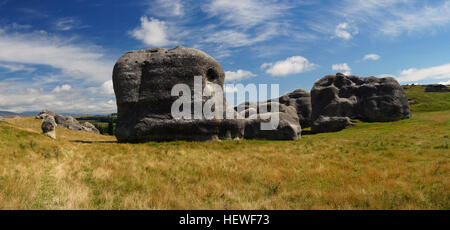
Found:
<box><xmin>0</xmin><ymin>116</ymin><xmax>4</xmax><ymax>121</ymax></box>
<box><xmin>81</xmin><ymin>122</ymin><xmax>100</xmax><ymax>134</ymax></box>
<box><xmin>42</xmin><ymin>116</ymin><xmax>57</xmax><ymax>139</ymax></box>
<box><xmin>237</xmin><ymin>102</ymin><xmax>301</xmax><ymax>140</ymax></box>
<box><xmin>311</xmin><ymin>116</ymin><xmax>352</xmax><ymax>133</ymax></box>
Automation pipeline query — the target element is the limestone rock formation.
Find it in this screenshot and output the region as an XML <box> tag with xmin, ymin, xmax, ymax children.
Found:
<box><xmin>236</xmin><ymin>102</ymin><xmax>301</xmax><ymax>140</ymax></box>
<box><xmin>41</xmin><ymin>116</ymin><xmax>57</xmax><ymax>139</ymax></box>
<box><xmin>425</xmin><ymin>84</ymin><xmax>450</xmax><ymax>93</ymax></box>
<box><xmin>311</xmin><ymin>73</ymin><xmax>410</xmax><ymax>132</ymax></box>
<box><xmin>275</xmin><ymin>89</ymin><xmax>312</xmax><ymax>127</ymax></box>
<box><xmin>112</xmin><ymin>46</ymin><xmax>244</xmax><ymax>142</ymax></box>
<box><xmin>36</xmin><ymin>110</ymin><xmax>100</xmax><ymax>134</ymax></box>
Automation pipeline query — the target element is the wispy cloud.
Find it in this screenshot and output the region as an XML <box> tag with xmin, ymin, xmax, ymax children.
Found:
<box><xmin>146</xmin><ymin>0</ymin><xmax>185</xmax><ymax>17</ymax></box>
<box><xmin>381</xmin><ymin>1</ymin><xmax>450</xmax><ymax>36</ymax></box>
<box><xmin>54</xmin><ymin>17</ymin><xmax>88</xmax><ymax>31</ymax></box>
<box><xmin>202</xmin><ymin>0</ymin><xmax>292</xmax><ymax>28</ymax></box>
<box><xmin>0</xmin><ymin>62</ymin><xmax>35</xmax><ymax>72</ymax></box>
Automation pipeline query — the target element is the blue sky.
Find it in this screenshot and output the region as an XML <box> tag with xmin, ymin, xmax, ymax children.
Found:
<box><xmin>1</xmin><ymin>0</ymin><xmax>450</xmax><ymax>114</ymax></box>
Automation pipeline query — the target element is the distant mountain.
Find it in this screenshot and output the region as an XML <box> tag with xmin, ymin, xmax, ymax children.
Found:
<box><xmin>0</xmin><ymin>111</ymin><xmax>20</xmax><ymax>116</ymax></box>
<box><xmin>0</xmin><ymin>110</ymin><xmax>92</xmax><ymax>117</ymax></box>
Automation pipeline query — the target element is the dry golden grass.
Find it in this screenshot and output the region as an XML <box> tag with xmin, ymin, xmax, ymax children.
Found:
<box><xmin>0</xmin><ymin>111</ymin><xmax>448</xmax><ymax>210</ymax></box>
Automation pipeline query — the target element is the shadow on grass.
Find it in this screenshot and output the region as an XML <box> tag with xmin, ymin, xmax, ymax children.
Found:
<box><xmin>70</xmin><ymin>140</ymin><xmax>118</xmax><ymax>144</ymax></box>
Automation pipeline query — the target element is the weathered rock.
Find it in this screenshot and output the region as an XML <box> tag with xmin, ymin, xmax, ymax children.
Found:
<box><xmin>275</xmin><ymin>89</ymin><xmax>312</xmax><ymax>127</ymax></box>
<box><xmin>236</xmin><ymin>102</ymin><xmax>301</xmax><ymax>140</ymax></box>
<box><xmin>41</xmin><ymin>116</ymin><xmax>57</xmax><ymax>139</ymax></box>
<box><xmin>0</xmin><ymin>116</ymin><xmax>4</xmax><ymax>121</ymax></box>
<box><xmin>311</xmin><ymin>73</ymin><xmax>410</xmax><ymax>133</ymax></box>
<box><xmin>36</xmin><ymin>109</ymin><xmax>56</xmax><ymax>119</ymax></box>
<box><xmin>54</xmin><ymin>114</ymin><xmax>84</xmax><ymax>130</ymax></box>
<box><xmin>112</xmin><ymin>46</ymin><xmax>244</xmax><ymax>142</ymax></box>
<box><xmin>81</xmin><ymin>122</ymin><xmax>100</xmax><ymax>134</ymax></box>
<box><xmin>425</xmin><ymin>84</ymin><xmax>450</xmax><ymax>93</ymax></box>
<box><xmin>311</xmin><ymin>116</ymin><xmax>352</xmax><ymax>133</ymax></box>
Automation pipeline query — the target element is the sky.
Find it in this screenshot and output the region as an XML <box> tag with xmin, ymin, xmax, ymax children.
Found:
<box><xmin>0</xmin><ymin>0</ymin><xmax>450</xmax><ymax>114</ymax></box>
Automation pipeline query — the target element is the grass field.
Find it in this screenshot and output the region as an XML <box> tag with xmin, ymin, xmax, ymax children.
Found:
<box><xmin>0</xmin><ymin>87</ymin><xmax>448</xmax><ymax>210</ymax></box>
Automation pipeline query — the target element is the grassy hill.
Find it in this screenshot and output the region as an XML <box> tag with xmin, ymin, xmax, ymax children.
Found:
<box><xmin>0</xmin><ymin>87</ymin><xmax>448</xmax><ymax>209</ymax></box>
<box><xmin>405</xmin><ymin>85</ymin><xmax>450</xmax><ymax>112</ymax></box>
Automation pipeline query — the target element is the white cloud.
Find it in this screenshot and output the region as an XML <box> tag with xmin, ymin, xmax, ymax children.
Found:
<box><xmin>0</xmin><ymin>62</ymin><xmax>35</xmax><ymax>72</ymax></box>
<box><xmin>261</xmin><ymin>56</ymin><xmax>317</xmax><ymax>77</ymax></box>
<box><xmin>439</xmin><ymin>80</ymin><xmax>450</xmax><ymax>85</ymax></box>
<box><xmin>396</xmin><ymin>63</ymin><xmax>450</xmax><ymax>83</ymax></box>
<box><xmin>225</xmin><ymin>69</ymin><xmax>256</xmax><ymax>82</ymax></box>
<box><xmin>332</xmin><ymin>63</ymin><xmax>351</xmax><ymax>75</ymax></box>
<box><xmin>0</xmin><ymin>30</ymin><xmax>113</xmax><ymax>83</ymax></box>
<box><xmin>131</xmin><ymin>17</ymin><xmax>176</xmax><ymax>47</ymax></box>
<box><xmin>52</xmin><ymin>84</ymin><xmax>72</xmax><ymax>93</ymax></box>
<box><xmin>99</xmin><ymin>80</ymin><xmax>114</xmax><ymax>95</ymax></box>
<box><xmin>363</xmin><ymin>54</ymin><xmax>380</xmax><ymax>61</ymax></box>
<box><xmin>335</xmin><ymin>22</ymin><xmax>358</xmax><ymax>40</ymax></box>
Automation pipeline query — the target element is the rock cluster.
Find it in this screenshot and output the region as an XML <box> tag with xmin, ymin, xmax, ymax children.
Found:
<box><xmin>36</xmin><ymin>110</ymin><xmax>100</xmax><ymax>135</ymax></box>
<box><xmin>112</xmin><ymin>46</ymin><xmax>413</xmax><ymax>141</ymax></box>
<box><xmin>425</xmin><ymin>84</ymin><xmax>450</xmax><ymax>93</ymax></box>
<box><xmin>311</xmin><ymin>73</ymin><xmax>410</xmax><ymax>132</ymax></box>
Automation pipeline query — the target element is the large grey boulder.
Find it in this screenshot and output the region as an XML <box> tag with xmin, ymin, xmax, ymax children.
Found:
<box><xmin>275</xmin><ymin>89</ymin><xmax>312</xmax><ymax>127</ymax></box>
<box><xmin>112</xmin><ymin>46</ymin><xmax>244</xmax><ymax>142</ymax></box>
<box><xmin>236</xmin><ymin>102</ymin><xmax>301</xmax><ymax>140</ymax></box>
<box><xmin>42</xmin><ymin>116</ymin><xmax>57</xmax><ymax>139</ymax></box>
<box><xmin>425</xmin><ymin>84</ymin><xmax>450</xmax><ymax>92</ymax></box>
<box><xmin>311</xmin><ymin>73</ymin><xmax>410</xmax><ymax>132</ymax></box>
